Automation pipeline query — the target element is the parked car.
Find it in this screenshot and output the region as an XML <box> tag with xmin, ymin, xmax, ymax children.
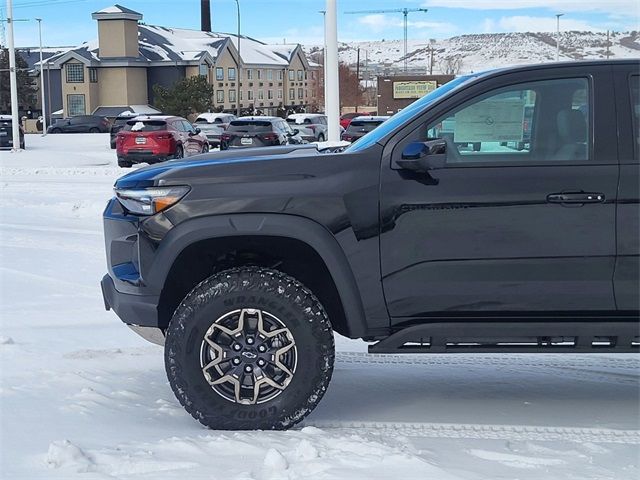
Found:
<box><xmin>286</xmin><ymin>113</ymin><xmax>328</xmax><ymax>142</ymax></box>
<box><xmin>110</xmin><ymin>112</ymin><xmax>164</xmax><ymax>149</ymax></box>
<box><xmin>115</xmin><ymin>115</ymin><xmax>209</xmax><ymax>167</ymax></box>
<box><xmin>194</xmin><ymin>113</ymin><xmax>237</xmax><ymax>125</ymax></box>
<box><xmin>220</xmin><ymin>116</ymin><xmax>304</xmax><ymax>150</ymax></box>
<box><xmin>340</xmin><ymin>111</ymin><xmax>373</xmax><ymax>130</ymax></box>
<box><xmin>0</xmin><ymin>115</ymin><xmax>25</xmax><ymax>150</ymax></box>
<box><xmin>47</xmin><ymin>115</ymin><xmax>110</xmax><ymax>133</ymax></box>
<box><xmin>341</xmin><ymin>116</ymin><xmax>389</xmax><ymax>143</ymax></box>
<box><xmin>102</xmin><ymin>60</ymin><xmax>639</xmax><ymax>432</ymax></box>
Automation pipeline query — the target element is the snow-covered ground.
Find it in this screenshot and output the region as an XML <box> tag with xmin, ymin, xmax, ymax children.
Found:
<box><xmin>1</xmin><ymin>134</ymin><xmax>639</xmax><ymax>479</ymax></box>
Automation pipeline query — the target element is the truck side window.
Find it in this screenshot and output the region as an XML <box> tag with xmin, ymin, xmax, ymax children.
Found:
<box><xmin>425</xmin><ymin>78</ymin><xmax>589</xmax><ymax>163</ymax></box>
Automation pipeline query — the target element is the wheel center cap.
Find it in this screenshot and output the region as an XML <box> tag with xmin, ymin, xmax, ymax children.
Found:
<box><xmin>241</xmin><ymin>350</ymin><xmax>258</xmax><ymax>362</ymax></box>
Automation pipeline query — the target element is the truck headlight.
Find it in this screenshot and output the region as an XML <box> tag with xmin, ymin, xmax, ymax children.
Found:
<box><xmin>115</xmin><ymin>186</ymin><xmax>190</xmax><ymax>215</ymax></box>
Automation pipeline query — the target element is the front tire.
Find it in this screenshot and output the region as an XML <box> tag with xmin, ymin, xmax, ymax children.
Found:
<box><xmin>164</xmin><ymin>267</ymin><xmax>335</xmax><ymax>430</ymax></box>
<box><xmin>174</xmin><ymin>145</ymin><xmax>184</xmax><ymax>159</ymax></box>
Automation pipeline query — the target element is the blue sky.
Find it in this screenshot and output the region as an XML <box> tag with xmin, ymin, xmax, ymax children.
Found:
<box><xmin>5</xmin><ymin>0</ymin><xmax>639</xmax><ymax>48</ymax></box>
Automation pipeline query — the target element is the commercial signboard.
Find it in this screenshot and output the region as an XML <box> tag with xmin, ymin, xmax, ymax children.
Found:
<box><xmin>392</xmin><ymin>81</ymin><xmax>438</xmax><ymax>99</ymax></box>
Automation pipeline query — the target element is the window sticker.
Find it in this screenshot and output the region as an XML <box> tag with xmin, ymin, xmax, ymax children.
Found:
<box><xmin>454</xmin><ymin>98</ymin><xmax>526</xmax><ymax>143</ymax></box>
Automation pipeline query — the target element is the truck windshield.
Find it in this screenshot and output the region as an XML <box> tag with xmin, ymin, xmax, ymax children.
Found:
<box><xmin>344</xmin><ymin>74</ymin><xmax>477</xmax><ymax>153</ymax></box>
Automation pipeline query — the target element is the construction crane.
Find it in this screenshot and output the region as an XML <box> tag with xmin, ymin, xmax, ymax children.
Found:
<box><xmin>344</xmin><ymin>8</ymin><xmax>428</xmax><ymax>72</ymax></box>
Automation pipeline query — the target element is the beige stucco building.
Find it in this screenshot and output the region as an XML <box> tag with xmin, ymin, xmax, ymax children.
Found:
<box><xmin>43</xmin><ymin>5</ymin><xmax>321</xmax><ymax>118</ymax></box>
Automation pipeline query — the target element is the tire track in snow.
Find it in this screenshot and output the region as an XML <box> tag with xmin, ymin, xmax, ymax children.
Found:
<box><xmin>304</xmin><ymin>421</ymin><xmax>640</xmax><ymax>444</ymax></box>
<box><xmin>0</xmin><ymin>222</ymin><xmax>101</xmax><ymax>236</ymax></box>
<box><xmin>335</xmin><ymin>352</ymin><xmax>640</xmax><ymax>385</ymax></box>
<box><xmin>336</xmin><ymin>351</ymin><xmax>639</xmax><ymax>370</ymax></box>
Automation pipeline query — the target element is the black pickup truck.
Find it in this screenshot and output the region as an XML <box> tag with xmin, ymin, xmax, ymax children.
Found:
<box><xmin>101</xmin><ymin>60</ymin><xmax>639</xmax><ymax>430</ymax></box>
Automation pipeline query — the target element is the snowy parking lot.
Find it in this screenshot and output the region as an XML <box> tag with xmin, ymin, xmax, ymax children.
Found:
<box><xmin>1</xmin><ymin>134</ymin><xmax>639</xmax><ymax>479</ymax></box>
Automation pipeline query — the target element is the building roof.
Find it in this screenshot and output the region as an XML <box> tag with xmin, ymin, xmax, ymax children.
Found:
<box><xmin>41</xmin><ymin>23</ymin><xmax>308</xmax><ymax>68</ymax></box>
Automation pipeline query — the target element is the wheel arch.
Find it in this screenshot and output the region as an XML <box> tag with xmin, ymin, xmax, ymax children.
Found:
<box><xmin>149</xmin><ymin>214</ymin><xmax>368</xmax><ymax>338</ymax></box>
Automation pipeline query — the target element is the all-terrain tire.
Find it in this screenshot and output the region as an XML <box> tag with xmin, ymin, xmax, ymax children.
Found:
<box><xmin>164</xmin><ymin>267</ymin><xmax>335</xmax><ymax>430</ymax></box>
<box><xmin>117</xmin><ymin>159</ymin><xmax>132</xmax><ymax>168</ymax></box>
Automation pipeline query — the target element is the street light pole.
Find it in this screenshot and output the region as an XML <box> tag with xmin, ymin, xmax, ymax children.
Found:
<box><xmin>324</xmin><ymin>0</ymin><xmax>339</xmax><ymax>142</ymax></box>
<box><xmin>235</xmin><ymin>0</ymin><xmax>241</xmax><ymax>117</ymax></box>
<box><xmin>36</xmin><ymin>17</ymin><xmax>47</xmax><ymax>135</ymax></box>
<box><xmin>6</xmin><ymin>0</ymin><xmax>21</xmax><ymax>151</ymax></box>
<box><xmin>555</xmin><ymin>13</ymin><xmax>564</xmax><ymax>61</ymax></box>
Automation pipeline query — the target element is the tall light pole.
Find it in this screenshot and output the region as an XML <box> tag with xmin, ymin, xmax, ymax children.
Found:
<box><xmin>319</xmin><ymin>10</ymin><xmax>327</xmax><ymax>114</ymax></box>
<box><xmin>234</xmin><ymin>0</ymin><xmax>241</xmax><ymax>117</ymax></box>
<box><xmin>555</xmin><ymin>13</ymin><xmax>564</xmax><ymax>61</ymax></box>
<box><xmin>36</xmin><ymin>18</ymin><xmax>47</xmax><ymax>135</ymax></box>
<box><xmin>324</xmin><ymin>0</ymin><xmax>339</xmax><ymax>141</ymax></box>
<box><xmin>6</xmin><ymin>0</ymin><xmax>21</xmax><ymax>151</ymax></box>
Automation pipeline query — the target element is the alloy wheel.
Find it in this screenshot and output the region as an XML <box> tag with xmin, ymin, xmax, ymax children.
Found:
<box><xmin>200</xmin><ymin>308</ymin><xmax>297</xmax><ymax>405</ymax></box>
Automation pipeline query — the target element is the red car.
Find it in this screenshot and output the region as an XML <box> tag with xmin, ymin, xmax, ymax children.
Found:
<box><xmin>339</xmin><ymin>111</ymin><xmax>373</xmax><ymax>130</ymax></box>
<box><xmin>116</xmin><ymin>115</ymin><xmax>209</xmax><ymax>168</ymax></box>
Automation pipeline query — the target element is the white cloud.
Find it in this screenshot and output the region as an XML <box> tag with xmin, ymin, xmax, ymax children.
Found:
<box><xmin>422</xmin><ymin>0</ymin><xmax>639</xmax><ymax>16</ymax></box>
<box><xmin>497</xmin><ymin>15</ymin><xmax>604</xmax><ymax>32</ymax></box>
<box><xmin>357</xmin><ymin>14</ymin><xmax>456</xmax><ymax>34</ymax></box>
<box><xmin>482</xmin><ymin>18</ymin><xmax>496</xmax><ymax>33</ymax></box>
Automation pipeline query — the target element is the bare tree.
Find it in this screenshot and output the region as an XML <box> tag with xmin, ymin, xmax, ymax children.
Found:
<box><xmin>439</xmin><ymin>55</ymin><xmax>463</xmax><ymax>75</ymax></box>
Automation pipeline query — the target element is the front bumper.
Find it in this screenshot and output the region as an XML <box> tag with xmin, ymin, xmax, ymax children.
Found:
<box><xmin>101</xmin><ymin>274</ymin><xmax>160</xmax><ymax>328</ymax></box>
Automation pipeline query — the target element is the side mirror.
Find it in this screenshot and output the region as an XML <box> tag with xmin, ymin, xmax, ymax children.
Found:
<box><xmin>194</xmin><ymin>127</ymin><xmax>201</xmax><ymax>134</ymax></box>
<box><xmin>397</xmin><ymin>139</ymin><xmax>447</xmax><ymax>172</ymax></box>
<box><xmin>291</xmin><ymin>128</ymin><xmax>300</xmax><ymax>136</ymax></box>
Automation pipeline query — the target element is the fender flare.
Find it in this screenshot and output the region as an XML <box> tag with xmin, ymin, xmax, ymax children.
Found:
<box><xmin>147</xmin><ymin>213</ymin><xmax>369</xmax><ymax>338</ymax></box>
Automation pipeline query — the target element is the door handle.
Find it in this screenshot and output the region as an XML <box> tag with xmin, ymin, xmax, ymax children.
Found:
<box><xmin>547</xmin><ymin>192</ymin><xmax>605</xmax><ymax>204</ymax></box>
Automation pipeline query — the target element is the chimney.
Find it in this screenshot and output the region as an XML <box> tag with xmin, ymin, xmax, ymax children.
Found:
<box><xmin>201</xmin><ymin>0</ymin><xmax>211</xmax><ymax>32</ymax></box>
<box><xmin>92</xmin><ymin>5</ymin><xmax>143</xmax><ymax>58</ymax></box>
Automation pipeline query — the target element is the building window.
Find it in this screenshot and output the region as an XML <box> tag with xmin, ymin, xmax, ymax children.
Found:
<box><xmin>229</xmin><ymin>89</ymin><xmax>236</xmax><ymax>102</ymax></box>
<box><xmin>266</xmin><ymin>69</ymin><xmax>273</xmax><ymax>81</ymax></box>
<box><xmin>278</xmin><ymin>70</ymin><xmax>283</xmax><ymax>80</ymax></box>
<box><xmin>248</xmin><ymin>90</ymin><xmax>253</xmax><ymax>100</ymax></box>
<box><xmin>298</xmin><ymin>87</ymin><xmax>303</xmax><ymax>99</ymax></box>
<box><xmin>304</xmin><ymin>70</ymin><xmax>308</xmax><ymax>80</ymax></box>
<box><xmin>311</xmin><ymin>71</ymin><xmax>316</xmax><ymax>80</ymax></box>
<box><xmin>258</xmin><ymin>90</ymin><xmax>264</xmax><ymax>100</ymax></box>
<box><xmin>228</xmin><ymin>67</ymin><xmax>236</xmax><ymax>81</ymax></box>
<box><xmin>289</xmin><ymin>88</ymin><xmax>295</xmax><ymax>100</ymax></box>
<box><xmin>65</xmin><ymin>63</ymin><xmax>84</xmax><ymax>83</ymax></box>
<box><xmin>298</xmin><ymin>70</ymin><xmax>303</xmax><ymax>81</ymax></box>
<box><xmin>278</xmin><ymin>89</ymin><xmax>283</xmax><ymax>99</ymax></box>
<box><xmin>216</xmin><ymin>90</ymin><xmax>224</xmax><ymax>103</ymax></box>
<box><xmin>200</xmin><ymin>63</ymin><xmax>209</xmax><ymax>77</ymax></box>
<box><xmin>288</xmin><ymin>69</ymin><xmax>294</xmax><ymax>81</ymax></box>
<box><xmin>257</xmin><ymin>69</ymin><xmax>262</xmax><ymax>80</ymax></box>
<box><xmin>67</xmin><ymin>94</ymin><xmax>86</xmax><ymax>116</ymax></box>
<box><xmin>267</xmin><ymin>90</ymin><xmax>273</xmax><ymax>100</ymax></box>
<box><xmin>216</xmin><ymin>67</ymin><xmax>224</xmax><ymax>81</ymax></box>
<box><xmin>246</xmin><ymin>69</ymin><xmax>253</xmax><ymax>80</ymax></box>
<box><xmin>239</xmin><ymin>90</ymin><xmax>243</xmax><ymax>101</ymax></box>
<box><xmin>89</xmin><ymin>67</ymin><xmax>98</xmax><ymax>83</ymax></box>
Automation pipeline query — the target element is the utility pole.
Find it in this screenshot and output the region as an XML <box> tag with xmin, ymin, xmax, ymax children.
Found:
<box><xmin>555</xmin><ymin>13</ymin><xmax>564</xmax><ymax>61</ymax></box>
<box><xmin>355</xmin><ymin>47</ymin><xmax>360</xmax><ymax>113</ymax></box>
<box><xmin>36</xmin><ymin>18</ymin><xmax>46</xmax><ymax>135</ymax></box>
<box><xmin>6</xmin><ymin>0</ymin><xmax>20</xmax><ymax>151</ymax></box>
<box><xmin>325</xmin><ymin>0</ymin><xmax>339</xmax><ymax>141</ymax></box>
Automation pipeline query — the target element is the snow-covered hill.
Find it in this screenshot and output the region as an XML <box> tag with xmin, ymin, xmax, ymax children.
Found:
<box><xmin>307</xmin><ymin>31</ymin><xmax>640</xmax><ymax>74</ymax></box>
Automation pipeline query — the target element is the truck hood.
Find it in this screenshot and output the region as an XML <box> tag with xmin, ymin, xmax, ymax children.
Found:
<box><xmin>115</xmin><ymin>144</ymin><xmax>321</xmax><ymax>189</ymax></box>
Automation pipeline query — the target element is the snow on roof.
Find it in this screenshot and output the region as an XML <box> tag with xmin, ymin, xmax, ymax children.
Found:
<box><xmin>42</xmin><ymin>23</ymin><xmax>307</xmax><ymax>67</ymax></box>
<box><xmin>95</xmin><ymin>5</ymin><xmax>135</xmax><ymax>14</ymax></box>
<box><xmin>267</xmin><ymin>44</ymin><xmax>298</xmax><ymax>62</ymax></box>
